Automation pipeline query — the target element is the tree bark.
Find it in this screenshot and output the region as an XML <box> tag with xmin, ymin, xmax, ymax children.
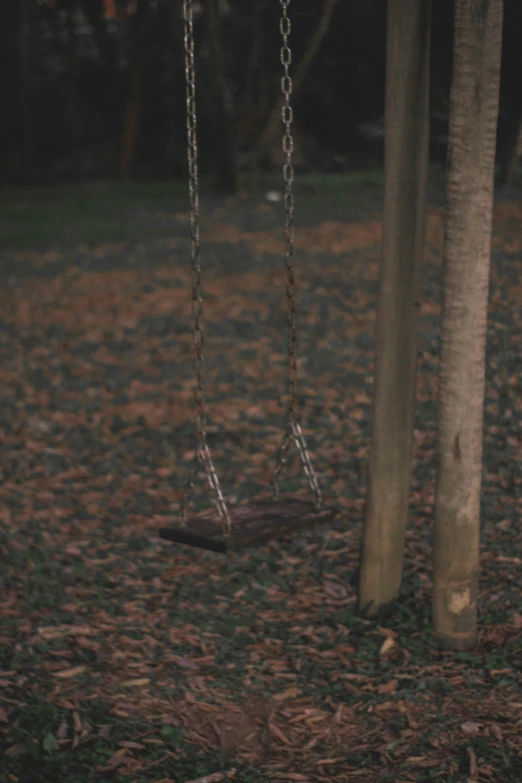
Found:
<box><xmin>434</xmin><ymin>0</ymin><xmax>503</xmax><ymax>649</ymax></box>
<box><xmin>358</xmin><ymin>0</ymin><xmax>430</xmax><ymax>615</ymax></box>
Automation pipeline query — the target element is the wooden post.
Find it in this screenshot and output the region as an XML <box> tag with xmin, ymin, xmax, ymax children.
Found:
<box><xmin>434</xmin><ymin>0</ymin><xmax>503</xmax><ymax>649</ymax></box>
<box><xmin>358</xmin><ymin>0</ymin><xmax>430</xmax><ymax>614</ymax></box>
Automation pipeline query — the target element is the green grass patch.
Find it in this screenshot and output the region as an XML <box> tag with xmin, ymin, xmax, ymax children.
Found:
<box><xmin>0</xmin><ymin>179</ymin><xmax>188</xmax><ymax>250</ymax></box>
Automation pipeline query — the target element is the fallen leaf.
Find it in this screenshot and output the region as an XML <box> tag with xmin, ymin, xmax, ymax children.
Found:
<box><xmin>378</xmin><ymin>679</ymin><xmax>398</xmax><ymax>694</ymax></box>
<box><xmin>468</xmin><ymin>746</ymin><xmax>478</xmax><ymax>778</ymax></box>
<box><xmin>56</xmin><ymin>720</ymin><xmax>69</xmax><ymax>738</ymax></box>
<box><xmin>38</xmin><ymin>625</ymin><xmax>93</xmax><ymax>640</ymax></box>
<box><xmin>268</xmin><ymin>722</ymin><xmax>292</xmax><ymax>745</ymax></box>
<box><xmin>103</xmin><ymin>749</ymin><xmax>129</xmax><ymax>769</ymax></box>
<box><xmin>53</xmin><ymin>666</ymin><xmax>87</xmax><ymax>679</ymax></box>
<box><xmin>120</xmin><ymin>678</ymin><xmax>150</xmax><ymax>688</ymax></box>
<box><xmin>175</xmin><ymin>657</ymin><xmax>200</xmax><ymax>670</ymax></box>
<box><xmin>272</xmin><ymin>687</ymin><xmax>302</xmax><ymax>701</ymax></box>
<box><xmin>184</xmin><ymin>771</ymin><xmax>236</xmax><ymax>783</ymax></box>
<box><xmin>323</xmin><ymin>580</ymin><xmax>348</xmax><ymax>599</ymax></box>
<box><xmin>380</xmin><ymin>637</ymin><xmax>395</xmax><ymax>655</ymax></box>
<box><xmin>64</xmin><ymin>546</ymin><xmax>83</xmax><ymax>557</ymax></box>
<box><xmin>73</xmin><ymin>712</ymin><xmax>82</xmax><ymax>733</ymax></box>
<box><xmin>461</xmin><ymin>721</ymin><xmax>481</xmax><ymax>735</ymax></box>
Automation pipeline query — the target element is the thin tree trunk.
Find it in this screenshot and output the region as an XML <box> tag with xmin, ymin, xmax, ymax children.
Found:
<box><xmin>358</xmin><ymin>0</ymin><xmax>430</xmax><ymax>615</ymax></box>
<box><xmin>434</xmin><ymin>0</ymin><xmax>503</xmax><ymax>649</ymax></box>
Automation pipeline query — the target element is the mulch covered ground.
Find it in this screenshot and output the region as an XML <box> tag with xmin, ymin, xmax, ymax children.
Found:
<box><xmin>0</xmin><ymin>195</ymin><xmax>521</xmax><ymax>782</ymax></box>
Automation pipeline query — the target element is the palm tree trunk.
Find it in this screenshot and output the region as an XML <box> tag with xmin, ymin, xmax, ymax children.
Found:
<box><xmin>434</xmin><ymin>0</ymin><xmax>503</xmax><ymax>649</ymax></box>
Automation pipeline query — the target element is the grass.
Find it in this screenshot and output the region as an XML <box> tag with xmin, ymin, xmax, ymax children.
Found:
<box><xmin>0</xmin><ymin>179</ymin><xmax>189</xmax><ymax>250</ymax></box>
<box><xmin>0</xmin><ymin>167</ymin><xmax>444</xmax><ymax>251</ymax></box>
<box><xmin>2</xmin><ymin>164</ymin><xmax>521</xmax><ymax>252</ymax></box>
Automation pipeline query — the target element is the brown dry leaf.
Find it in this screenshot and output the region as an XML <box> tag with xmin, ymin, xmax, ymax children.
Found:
<box><xmin>64</xmin><ymin>546</ymin><xmax>83</xmax><ymax>557</ymax></box>
<box><xmin>272</xmin><ymin>687</ymin><xmax>302</xmax><ymax>701</ymax></box>
<box><xmin>53</xmin><ymin>666</ymin><xmax>87</xmax><ymax>679</ymax></box>
<box><xmin>56</xmin><ymin>719</ymin><xmax>69</xmax><ymax>738</ymax></box>
<box><xmin>120</xmin><ymin>678</ymin><xmax>150</xmax><ymax>688</ymax></box>
<box><xmin>405</xmin><ymin>756</ymin><xmax>437</xmax><ymax>766</ymax></box>
<box><xmin>0</xmin><ymin>708</ymin><xmax>8</xmax><ymax>723</ymax></box>
<box><xmin>72</xmin><ymin>712</ymin><xmax>82</xmax><ymax>733</ymax></box>
<box><xmin>323</xmin><ymin>581</ymin><xmax>348</xmax><ymax>599</ymax></box>
<box><xmin>380</xmin><ymin>637</ymin><xmax>395</xmax><ymax>655</ymax></box>
<box><xmin>377</xmin><ymin>679</ymin><xmax>398</xmax><ymax>694</ymax></box>
<box><xmin>490</xmin><ymin>724</ymin><xmax>503</xmax><ymax>740</ymax></box>
<box><xmin>183</xmin><ymin>772</ymin><xmax>235</xmax><ymax>783</ymax></box>
<box><xmin>301</xmin><ymin>736</ymin><xmax>320</xmax><ymax>751</ymax></box>
<box><xmin>101</xmin><ymin>748</ymin><xmax>130</xmax><ymax>769</ymax></box>
<box><xmin>461</xmin><ymin>721</ymin><xmax>481</xmax><ymax>735</ymax></box>
<box><xmin>175</xmin><ymin>657</ymin><xmax>200</xmax><ymax>670</ymax></box>
<box><xmin>468</xmin><ymin>746</ymin><xmax>478</xmax><ymax>778</ymax></box>
<box><xmin>511</xmin><ymin>613</ymin><xmax>522</xmax><ymax>628</ymax></box>
<box><xmin>268</xmin><ymin>722</ymin><xmax>292</xmax><ymax>746</ymax></box>
<box><xmin>38</xmin><ymin>625</ymin><xmax>93</xmax><ymax>640</ymax></box>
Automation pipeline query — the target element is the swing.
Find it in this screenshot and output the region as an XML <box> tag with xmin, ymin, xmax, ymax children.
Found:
<box><xmin>158</xmin><ymin>0</ymin><xmax>339</xmax><ymax>554</ymax></box>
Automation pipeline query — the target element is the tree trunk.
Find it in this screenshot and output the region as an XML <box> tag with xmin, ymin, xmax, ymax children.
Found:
<box><xmin>434</xmin><ymin>0</ymin><xmax>503</xmax><ymax>650</ymax></box>
<box><xmin>358</xmin><ymin>0</ymin><xmax>430</xmax><ymax>615</ymax></box>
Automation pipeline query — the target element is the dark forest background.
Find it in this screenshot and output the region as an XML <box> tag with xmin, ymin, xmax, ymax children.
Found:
<box><xmin>1</xmin><ymin>0</ymin><xmax>521</xmax><ymax>191</ymax></box>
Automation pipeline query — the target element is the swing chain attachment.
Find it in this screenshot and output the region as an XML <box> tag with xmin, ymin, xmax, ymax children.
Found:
<box><xmin>272</xmin><ymin>0</ymin><xmax>322</xmax><ymax>510</ymax></box>
<box><xmin>180</xmin><ymin>0</ymin><xmax>231</xmax><ymax>534</ymax></box>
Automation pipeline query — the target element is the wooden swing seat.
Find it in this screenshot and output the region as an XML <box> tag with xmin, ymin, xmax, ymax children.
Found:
<box><xmin>158</xmin><ymin>498</ymin><xmax>340</xmax><ymax>554</ymax></box>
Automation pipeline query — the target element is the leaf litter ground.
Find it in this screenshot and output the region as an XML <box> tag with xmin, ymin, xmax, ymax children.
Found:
<box><xmin>0</xmin><ymin>186</ymin><xmax>521</xmax><ymax>783</ymax></box>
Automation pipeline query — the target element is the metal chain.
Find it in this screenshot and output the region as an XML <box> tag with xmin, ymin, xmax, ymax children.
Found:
<box><xmin>272</xmin><ymin>0</ymin><xmax>322</xmax><ymax>509</ymax></box>
<box><xmin>180</xmin><ymin>0</ymin><xmax>231</xmax><ymax>533</ymax></box>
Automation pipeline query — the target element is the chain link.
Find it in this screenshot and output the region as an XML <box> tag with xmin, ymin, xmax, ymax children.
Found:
<box><xmin>180</xmin><ymin>0</ymin><xmax>231</xmax><ymax>533</ymax></box>
<box><xmin>179</xmin><ymin>0</ymin><xmax>321</xmax><ymax>526</ymax></box>
<box><xmin>272</xmin><ymin>0</ymin><xmax>322</xmax><ymax>509</ymax></box>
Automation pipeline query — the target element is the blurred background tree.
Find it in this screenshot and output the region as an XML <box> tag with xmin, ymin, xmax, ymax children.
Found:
<box><xmin>0</xmin><ymin>0</ymin><xmax>520</xmax><ymax>189</ymax></box>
